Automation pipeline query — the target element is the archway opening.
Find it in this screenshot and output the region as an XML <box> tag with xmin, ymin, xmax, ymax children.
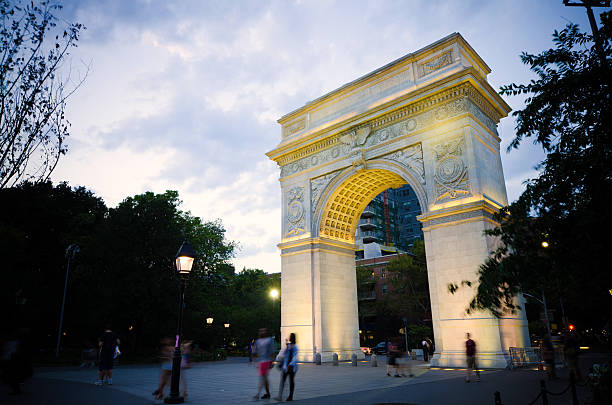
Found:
<box><xmin>317</xmin><ymin>168</ymin><xmax>431</xmax><ymax>357</ymax></box>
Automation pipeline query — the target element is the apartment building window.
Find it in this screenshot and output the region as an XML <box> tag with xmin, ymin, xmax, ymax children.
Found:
<box><xmin>382</xmin><ymin>284</ymin><xmax>388</xmax><ymax>294</ymax></box>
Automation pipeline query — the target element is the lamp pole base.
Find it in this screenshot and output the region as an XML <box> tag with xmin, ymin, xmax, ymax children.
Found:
<box><xmin>164</xmin><ymin>396</ymin><xmax>184</xmax><ymax>404</ymax></box>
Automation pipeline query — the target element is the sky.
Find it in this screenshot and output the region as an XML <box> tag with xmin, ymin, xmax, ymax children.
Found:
<box><xmin>48</xmin><ymin>0</ymin><xmax>608</xmax><ymax>274</ymax></box>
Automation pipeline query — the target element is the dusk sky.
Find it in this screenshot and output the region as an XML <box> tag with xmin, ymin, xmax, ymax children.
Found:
<box><xmin>50</xmin><ymin>0</ymin><xmax>607</xmax><ymax>274</ymax></box>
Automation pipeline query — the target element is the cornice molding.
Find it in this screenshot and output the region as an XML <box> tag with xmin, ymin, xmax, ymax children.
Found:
<box><xmin>272</xmin><ymin>81</ymin><xmax>501</xmax><ymax>169</ymax></box>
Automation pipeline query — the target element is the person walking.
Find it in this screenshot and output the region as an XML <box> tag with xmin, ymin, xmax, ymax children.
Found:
<box><xmin>385</xmin><ymin>340</ymin><xmax>394</xmax><ymax>376</ymax></box>
<box><xmin>541</xmin><ymin>334</ymin><xmax>557</xmax><ymax>380</ymax></box>
<box><xmin>275</xmin><ymin>333</ymin><xmax>298</xmax><ymax>402</ymax></box>
<box><xmin>254</xmin><ymin>328</ymin><xmax>274</xmax><ymax>400</ymax></box>
<box><xmin>421</xmin><ymin>338</ymin><xmax>429</xmax><ymax>362</ymax></box>
<box><xmin>248</xmin><ymin>338</ymin><xmax>255</xmax><ymax>365</ymax></box>
<box><xmin>96</xmin><ymin>324</ymin><xmax>119</xmax><ymax>386</ymax></box>
<box><xmin>563</xmin><ymin>332</ymin><xmax>581</xmax><ymax>380</ymax></box>
<box><xmin>180</xmin><ymin>340</ymin><xmax>192</xmax><ymax>398</ymax></box>
<box><xmin>426</xmin><ymin>337</ymin><xmax>434</xmax><ymax>360</ymax></box>
<box><xmin>152</xmin><ymin>338</ymin><xmax>173</xmax><ymax>399</ymax></box>
<box><xmin>465</xmin><ymin>333</ymin><xmax>480</xmax><ymax>382</ymax></box>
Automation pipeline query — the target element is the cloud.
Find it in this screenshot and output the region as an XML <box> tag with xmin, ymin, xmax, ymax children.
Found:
<box><xmin>51</xmin><ymin>0</ymin><xmax>600</xmax><ymax>273</ymax></box>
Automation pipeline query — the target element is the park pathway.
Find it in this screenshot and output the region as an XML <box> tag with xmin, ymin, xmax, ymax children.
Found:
<box><xmin>34</xmin><ymin>357</ymin><xmax>483</xmax><ymax>403</ymax></box>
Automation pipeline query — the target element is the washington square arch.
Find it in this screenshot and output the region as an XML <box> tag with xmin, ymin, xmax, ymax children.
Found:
<box><xmin>266</xmin><ymin>33</ymin><xmax>529</xmax><ymax>368</ymax></box>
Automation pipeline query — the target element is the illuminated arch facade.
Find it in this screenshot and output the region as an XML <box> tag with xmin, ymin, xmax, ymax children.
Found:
<box><xmin>267</xmin><ymin>33</ymin><xmax>529</xmax><ymax>367</ymax></box>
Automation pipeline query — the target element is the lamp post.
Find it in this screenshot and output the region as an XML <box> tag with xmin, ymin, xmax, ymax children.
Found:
<box><xmin>523</xmin><ymin>291</ymin><xmax>552</xmax><ymax>338</ymax></box>
<box><xmin>224</xmin><ymin>322</ymin><xmax>230</xmax><ymax>348</ymax></box>
<box><xmin>269</xmin><ymin>288</ymin><xmax>279</xmax><ymax>312</ymax></box>
<box><xmin>56</xmin><ymin>244</ymin><xmax>79</xmax><ymax>358</ymax></box>
<box><xmin>165</xmin><ymin>241</ymin><xmax>195</xmax><ymax>404</ymax></box>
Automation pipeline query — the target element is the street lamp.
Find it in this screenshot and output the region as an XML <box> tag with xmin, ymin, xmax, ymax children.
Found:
<box><xmin>224</xmin><ymin>322</ymin><xmax>230</xmax><ymax>348</ymax></box>
<box><xmin>269</xmin><ymin>288</ymin><xmax>279</xmax><ymax>314</ymax></box>
<box><xmin>523</xmin><ymin>291</ymin><xmax>552</xmax><ymax>338</ymax></box>
<box><xmin>206</xmin><ymin>317</ymin><xmax>214</xmax><ymax>325</ymax></box>
<box><xmin>165</xmin><ymin>241</ymin><xmax>195</xmax><ymax>404</ymax></box>
<box><xmin>56</xmin><ymin>244</ymin><xmax>79</xmax><ymax>358</ymax></box>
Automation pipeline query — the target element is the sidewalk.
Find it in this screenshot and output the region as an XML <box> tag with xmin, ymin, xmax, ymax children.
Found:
<box><xmin>1</xmin><ymin>355</ymin><xmax>603</xmax><ymax>404</ymax></box>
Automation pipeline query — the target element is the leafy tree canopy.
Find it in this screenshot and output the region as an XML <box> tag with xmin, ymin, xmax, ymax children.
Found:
<box><xmin>458</xmin><ymin>13</ymin><xmax>612</xmax><ymax>327</ymax></box>
<box><xmin>1</xmin><ymin>183</ymin><xmax>280</xmax><ymax>356</ymax></box>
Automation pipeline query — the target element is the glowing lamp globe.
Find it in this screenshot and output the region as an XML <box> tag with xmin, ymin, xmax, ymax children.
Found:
<box><xmin>175</xmin><ymin>241</ymin><xmax>195</xmax><ymax>275</ymax></box>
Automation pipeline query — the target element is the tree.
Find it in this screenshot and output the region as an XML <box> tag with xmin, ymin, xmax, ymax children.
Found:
<box><xmin>72</xmin><ymin>190</ymin><xmax>238</xmax><ymax>351</ymax></box>
<box><xmin>457</xmin><ymin>13</ymin><xmax>612</xmax><ymax>328</ymax></box>
<box><xmin>385</xmin><ymin>239</ymin><xmax>430</xmax><ymax>324</ymax></box>
<box><xmin>0</xmin><ymin>0</ymin><xmax>84</xmax><ymax>188</ymax></box>
<box><xmin>0</xmin><ymin>180</ymin><xmax>106</xmax><ymax>344</ymax></box>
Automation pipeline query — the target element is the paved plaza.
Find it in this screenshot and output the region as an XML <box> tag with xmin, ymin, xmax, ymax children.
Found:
<box><xmin>0</xmin><ymin>355</ymin><xmax>602</xmax><ymax>404</ymax></box>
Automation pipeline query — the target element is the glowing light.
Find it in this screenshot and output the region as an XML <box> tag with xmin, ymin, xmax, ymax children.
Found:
<box><xmin>541</xmin><ymin>241</ymin><xmax>549</xmax><ymax>248</ymax></box>
<box><xmin>580</xmin><ymin>346</ymin><xmax>590</xmax><ymax>350</ymax></box>
<box><xmin>206</xmin><ymin>317</ymin><xmax>213</xmax><ymax>325</ymax></box>
<box><xmin>128</xmin><ymin>325</ymin><xmax>134</xmax><ymax>331</ymax></box>
<box><xmin>270</xmin><ymin>289</ymin><xmax>279</xmax><ymax>299</ymax></box>
<box><xmin>224</xmin><ymin>323</ymin><xmax>230</xmax><ymax>328</ymax></box>
<box><xmin>568</xmin><ymin>324</ymin><xmax>575</xmax><ymax>331</ymax></box>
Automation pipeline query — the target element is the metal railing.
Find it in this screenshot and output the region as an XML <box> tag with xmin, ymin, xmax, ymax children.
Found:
<box><xmin>509</xmin><ymin>347</ymin><xmax>542</xmax><ymax>368</ymax></box>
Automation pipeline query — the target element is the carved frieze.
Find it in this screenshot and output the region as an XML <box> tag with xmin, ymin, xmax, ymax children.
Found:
<box><xmin>383</xmin><ymin>144</ymin><xmax>425</xmax><ymax>184</ymax></box>
<box><xmin>310</xmin><ymin>171</ymin><xmax>341</xmax><ymax>215</ymax></box>
<box><xmin>285</xmin><ymin>186</ymin><xmax>306</xmax><ymax>236</ymax></box>
<box><xmin>276</xmin><ymin>82</ymin><xmax>501</xmax><ymax>177</ymax></box>
<box><xmin>433</xmin><ymin>137</ymin><xmax>471</xmax><ymax>203</ymax></box>
<box><xmin>418</xmin><ymin>50</ymin><xmax>453</xmax><ymax>77</ymax></box>
<box><xmin>283</xmin><ymin>117</ymin><xmax>306</xmax><ymax>138</ymax></box>
<box><xmin>280</xmin><ymin>98</ymin><xmax>474</xmax><ymax>178</ymax></box>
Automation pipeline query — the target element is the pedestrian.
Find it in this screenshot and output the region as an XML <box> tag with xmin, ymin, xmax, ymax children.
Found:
<box><xmin>181</xmin><ymin>340</ymin><xmax>192</xmax><ymax>398</ymax></box>
<box><xmin>541</xmin><ymin>334</ymin><xmax>557</xmax><ymax>380</ymax></box>
<box><xmin>96</xmin><ymin>324</ymin><xmax>119</xmax><ymax>386</ymax></box>
<box><xmin>275</xmin><ymin>333</ymin><xmax>298</xmax><ymax>402</ymax></box>
<box><xmin>385</xmin><ymin>339</ymin><xmax>394</xmax><ymax>376</ymax></box>
<box><xmin>1</xmin><ymin>328</ymin><xmax>33</xmax><ymax>395</ymax></box>
<box><xmin>389</xmin><ymin>343</ymin><xmax>401</xmax><ymax>377</ymax></box>
<box><xmin>426</xmin><ymin>337</ymin><xmax>434</xmax><ymax>359</ymax></box>
<box><xmin>465</xmin><ymin>333</ymin><xmax>480</xmax><ymax>382</ymax></box>
<box><xmin>248</xmin><ymin>338</ymin><xmax>255</xmax><ymax>365</ymax></box>
<box><xmin>80</xmin><ymin>340</ymin><xmax>96</xmax><ymax>368</ymax></box>
<box><xmin>254</xmin><ymin>328</ymin><xmax>274</xmax><ymax>400</ymax></box>
<box><xmin>563</xmin><ymin>332</ymin><xmax>581</xmax><ymax>380</ymax></box>
<box><xmin>421</xmin><ymin>338</ymin><xmax>429</xmax><ymax>362</ymax></box>
<box><xmin>152</xmin><ymin>338</ymin><xmax>173</xmax><ymax>399</ymax></box>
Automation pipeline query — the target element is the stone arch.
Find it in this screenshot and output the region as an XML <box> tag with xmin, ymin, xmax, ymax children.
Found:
<box><xmin>313</xmin><ymin>160</ymin><xmax>428</xmax><ymax>243</ymax></box>
<box><xmin>268</xmin><ymin>33</ymin><xmax>530</xmax><ymax>367</ymax></box>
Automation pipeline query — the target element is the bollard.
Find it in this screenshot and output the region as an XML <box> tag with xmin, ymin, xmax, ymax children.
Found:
<box><xmin>540</xmin><ymin>380</ymin><xmax>549</xmax><ymax>405</ymax></box>
<box><xmin>371</xmin><ymin>353</ymin><xmax>378</xmax><ymax>367</ymax></box>
<box><xmin>351</xmin><ymin>353</ymin><xmax>357</xmax><ymax>367</ymax></box>
<box><xmin>494</xmin><ymin>391</ymin><xmax>502</xmax><ymax>405</ymax></box>
<box><xmin>315</xmin><ymin>353</ymin><xmax>321</xmax><ymax>365</ymax></box>
<box><xmin>333</xmin><ymin>353</ymin><xmax>339</xmax><ymax>366</ymax></box>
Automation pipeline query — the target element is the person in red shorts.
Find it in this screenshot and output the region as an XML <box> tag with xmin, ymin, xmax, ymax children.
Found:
<box><xmin>253</xmin><ymin>328</ymin><xmax>274</xmax><ymax>400</ymax></box>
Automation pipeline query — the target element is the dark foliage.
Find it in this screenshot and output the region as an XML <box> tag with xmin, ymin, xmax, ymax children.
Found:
<box><xmin>455</xmin><ymin>13</ymin><xmax>612</xmax><ymax>329</ymax></box>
